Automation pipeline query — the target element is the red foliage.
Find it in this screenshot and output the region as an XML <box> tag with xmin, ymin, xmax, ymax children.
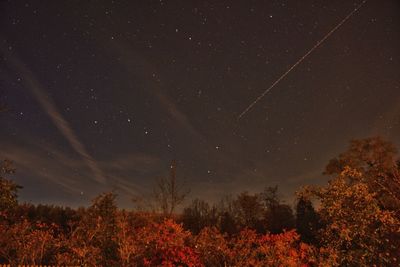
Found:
<box><xmin>0</xmin><ymin>211</ymin><xmax>318</xmax><ymax>266</ymax></box>
<box><xmin>194</xmin><ymin>226</ymin><xmax>316</xmax><ymax>266</ymax></box>
<box><xmin>132</xmin><ymin>219</ymin><xmax>202</xmax><ymax>266</ymax></box>
<box><xmin>0</xmin><ymin>220</ymin><xmax>59</xmax><ymax>265</ymax></box>
<box><xmin>195</xmin><ymin>226</ymin><xmax>230</xmax><ymax>266</ymax></box>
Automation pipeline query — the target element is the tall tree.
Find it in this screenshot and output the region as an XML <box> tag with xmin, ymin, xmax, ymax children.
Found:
<box><xmin>324</xmin><ymin>137</ymin><xmax>397</xmax><ymax>176</ymax></box>
<box><xmin>262</xmin><ymin>186</ymin><xmax>295</xmax><ymax>234</ymax></box>
<box><xmin>234</xmin><ymin>191</ymin><xmax>265</xmax><ymax>232</ymax></box>
<box><xmin>313</xmin><ymin>137</ymin><xmax>400</xmax><ymax>265</ymax></box>
<box><xmin>325</xmin><ymin>137</ymin><xmax>400</xmax><ymax>215</ymax></box>
<box><xmin>295</xmin><ymin>195</ymin><xmax>320</xmax><ymax>244</ymax></box>
<box><xmin>88</xmin><ymin>192</ymin><xmax>119</xmax><ymax>265</ymax></box>
<box><xmin>305</xmin><ymin>167</ymin><xmax>400</xmax><ymax>266</ymax></box>
<box><xmin>154</xmin><ymin>160</ymin><xmax>188</xmax><ymax>217</ymax></box>
<box><xmin>215</xmin><ymin>195</ymin><xmax>238</xmax><ymax>235</ymax></box>
<box><xmin>0</xmin><ymin>160</ymin><xmax>20</xmax><ymax>220</ymax></box>
<box><xmin>63</xmin><ymin>192</ymin><xmax>119</xmax><ymax>266</ymax></box>
<box><xmin>0</xmin><ymin>102</ymin><xmax>20</xmax><ymax>220</ymax></box>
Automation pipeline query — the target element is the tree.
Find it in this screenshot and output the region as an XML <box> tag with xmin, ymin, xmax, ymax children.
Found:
<box><xmin>154</xmin><ymin>160</ymin><xmax>188</xmax><ymax>217</ymax></box>
<box><xmin>17</xmin><ymin>203</ymin><xmax>80</xmax><ymax>234</ymax></box>
<box><xmin>60</xmin><ymin>192</ymin><xmax>119</xmax><ymax>266</ymax></box>
<box><xmin>295</xmin><ymin>195</ymin><xmax>320</xmax><ymax>244</ymax></box>
<box><xmin>301</xmin><ymin>137</ymin><xmax>400</xmax><ymax>265</ymax></box>
<box><xmin>325</xmin><ymin>137</ymin><xmax>400</xmax><ymax>207</ymax></box>
<box><xmin>262</xmin><ymin>186</ymin><xmax>295</xmax><ymax>234</ymax></box>
<box><xmin>0</xmin><ymin>102</ymin><xmax>19</xmax><ymax>218</ymax></box>
<box><xmin>325</xmin><ymin>137</ymin><xmax>400</xmax><ymax>218</ymax></box>
<box><xmin>215</xmin><ymin>196</ymin><xmax>238</xmax><ymax>235</ymax></box>
<box><xmin>114</xmin><ymin>211</ymin><xmax>137</xmax><ymax>267</ymax></box>
<box><xmin>324</xmin><ymin>136</ymin><xmax>397</xmax><ymax>176</ymax></box>
<box><xmin>181</xmin><ymin>198</ymin><xmax>217</xmax><ymax>234</ymax></box>
<box><xmin>87</xmin><ymin>192</ymin><xmax>119</xmax><ymax>265</ymax></box>
<box><xmin>233</xmin><ymin>191</ymin><xmax>265</xmax><ymax>232</ymax></box>
<box><xmin>305</xmin><ymin>167</ymin><xmax>400</xmax><ymax>266</ymax></box>
<box><xmin>0</xmin><ymin>160</ymin><xmax>21</xmax><ymax>220</ymax></box>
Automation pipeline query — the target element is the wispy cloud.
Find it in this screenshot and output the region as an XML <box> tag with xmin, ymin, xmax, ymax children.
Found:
<box><xmin>100</xmin><ymin>153</ymin><xmax>162</xmax><ymax>195</ymax></box>
<box><xmin>109</xmin><ymin>39</ymin><xmax>206</xmax><ymax>142</ymax></box>
<box><xmin>152</xmin><ymin>90</ymin><xmax>206</xmax><ymax>142</ymax></box>
<box><xmin>0</xmin><ymin>141</ymin><xmax>89</xmax><ymax>195</ymax></box>
<box><xmin>1</xmin><ymin>43</ymin><xmax>106</xmax><ymax>185</ymax></box>
<box><xmin>0</xmin><ymin>137</ymin><xmax>163</xmax><ymax>206</ymax></box>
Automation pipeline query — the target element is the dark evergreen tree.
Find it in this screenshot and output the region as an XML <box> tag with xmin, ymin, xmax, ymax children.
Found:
<box><xmin>262</xmin><ymin>186</ymin><xmax>295</xmax><ymax>234</ymax></box>
<box><xmin>295</xmin><ymin>196</ymin><xmax>320</xmax><ymax>244</ymax></box>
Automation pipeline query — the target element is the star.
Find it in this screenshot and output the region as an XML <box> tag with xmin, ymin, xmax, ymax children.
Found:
<box><xmin>1</xmin><ymin>0</ymin><xmax>398</xmax><ymax>213</ymax></box>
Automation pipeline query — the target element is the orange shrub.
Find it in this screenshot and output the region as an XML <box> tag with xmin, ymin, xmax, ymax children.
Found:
<box><xmin>193</xmin><ymin>226</ymin><xmax>317</xmax><ymax>267</ymax></box>
<box><xmin>195</xmin><ymin>226</ymin><xmax>230</xmax><ymax>266</ymax></box>
<box><xmin>133</xmin><ymin>219</ymin><xmax>202</xmax><ymax>266</ymax></box>
<box><xmin>0</xmin><ymin>220</ymin><xmax>59</xmax><ymax>265</ymax></box>
<box><xmin>227</xmin><ymin>229</ymin><xmax>317</xmax><ymax>266</ymax></box>
<box><xmin>258</xmin><ymin>230</ymin><xmax>316</xmax><ymax>266</ymax></box>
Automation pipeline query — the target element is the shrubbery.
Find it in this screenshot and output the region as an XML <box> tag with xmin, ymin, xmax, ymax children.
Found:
<box><xmin>0</xmin><ymin>137</ymin><xmax>399</xmax><ymax>266</ymax></box>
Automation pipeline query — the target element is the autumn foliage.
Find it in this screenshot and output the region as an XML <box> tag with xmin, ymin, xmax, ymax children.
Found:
<box><xmin>0</xmin><ymin>215</ymin><xmax>315</xmax><ymax>266</ymax></box>
<box><xmin>0</xmin><ymin>137</ymin><xmax>399</xmax><ymax>266</ymax></box>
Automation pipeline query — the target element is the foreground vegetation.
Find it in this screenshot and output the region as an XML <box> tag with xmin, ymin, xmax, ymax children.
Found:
<box><xmin>0</xmin><ymin>137</ymin><xmax>399</xmax><ymax>266</ymax></box>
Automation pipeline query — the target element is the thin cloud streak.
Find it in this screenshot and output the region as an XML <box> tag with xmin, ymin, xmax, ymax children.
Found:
<box><xmin>0</xmin><ymin>142</ymin><xmax>85</xmax><ymax>195</ymax></box>
<box><xmin>109</xmin><ymin>39</ymin><xmax>206</xmax><ymax>142</ymax></box>
<box><xmin>1</xmin><ymin>44</ymin><xmax>106</xmax><ymax>185</ymax></box>
<box><xmin>0</xmin><ymin>138</ymin><xmax>163</xmax><ymax>205</ymax></box>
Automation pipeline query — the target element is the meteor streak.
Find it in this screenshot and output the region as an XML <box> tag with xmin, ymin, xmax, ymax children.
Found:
<box><xmin>238</xmin><ymin>0</ymin><xmax>368</xmax><ymax>120</ymax></box>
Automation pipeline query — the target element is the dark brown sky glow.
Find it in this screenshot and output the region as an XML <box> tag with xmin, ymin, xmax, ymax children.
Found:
<box><xmin>0</xmin><ymin>0</ymin><xmax>399</xmax><ymax>207</ymax></box>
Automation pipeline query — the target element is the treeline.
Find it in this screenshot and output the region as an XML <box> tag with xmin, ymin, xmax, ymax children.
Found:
<box><xmin>0</xmin><ymin>137</ymin><xmax>399</xmax><ymax>266</ymax></box>
<box><xmin>181</xmin><ymin>186</ymin><xmax>298</xmax><ymax>236</ymax></box>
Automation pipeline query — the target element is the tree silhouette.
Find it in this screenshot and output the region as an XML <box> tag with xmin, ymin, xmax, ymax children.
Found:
<box><xmin>153</xmin><ymin>160</ymin><xmax>188</xmax><ymax>217</ymax></box>
<box><xmin>181</xmin><ymin>198</ymin><xmax>217</xmax><ymax>234</ymax></box>
<box><xmin>262</xmin><ymin>186</ymin><xmax>295</xmax><ymax>234</ymax></box>
<box><xmin>295</xmin><ymin>195</ymin><xmax>320</xmax><ymax>244</ymax></box>
<box><xmin>0</xmin><ymin>160</ymin><xmax>21</xmax><ymax>220</ymax></box>
<box><xmin>234</xmin><ymin>191</ymin><xmax>265</xmax><ymax>233</ymax></box>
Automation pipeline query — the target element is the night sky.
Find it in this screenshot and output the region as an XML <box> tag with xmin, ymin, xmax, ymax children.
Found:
<box><xmin>1</xmin><ymin>0</ymin><xmax>399</xmax><ymax>208</ymax></box>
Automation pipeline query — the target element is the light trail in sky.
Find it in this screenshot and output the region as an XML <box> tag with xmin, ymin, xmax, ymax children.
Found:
<box><xmin>238</xmin><ymin>0</ymin><xmax>368</xmax><ymax>120</ymax></box>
